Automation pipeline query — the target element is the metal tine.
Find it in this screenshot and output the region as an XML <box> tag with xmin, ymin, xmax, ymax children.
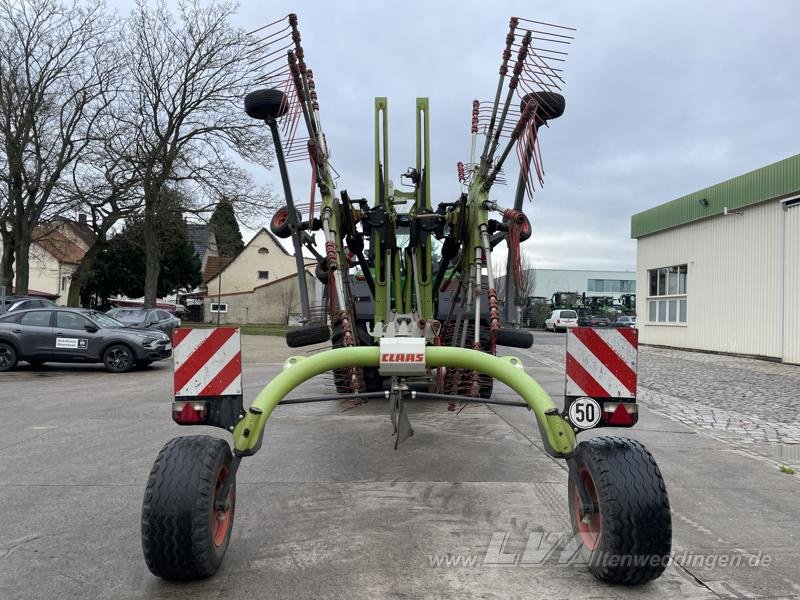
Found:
<box><xmin>481</xmin><ymin>29</ymin><xmax>533</xmax><ymax>177</ymax></box>
<box><xmin>515</xmin><ymin>17</ymin><xmax>577</xmax><ymax>31</ymax></box>
<box><xmin>479</xmin><ymin>17</ymin><xmax>519</xmax><ymax>171</ymax></box>
<box><xmin>247</xmin><ymin>13</ymin><xmax>292</xmax><ymax>36</ymax></box>
<box><xmin>526</xmin><ymin>49</ymin><xmax>567</xmax><ymax>87</ymax></box>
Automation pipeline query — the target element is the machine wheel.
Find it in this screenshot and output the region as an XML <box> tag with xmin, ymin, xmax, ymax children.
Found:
<box><xmin>103</xmin><ymin>344</ymin><xmax>134</xmax><ymax>373</ymax></box>
<box><xmin>141</xmin><ymin>436</ymin><xmax>236</xmax><ymax>581</ymax></box>
<box><xmin>496</xmin><ymin>328</ymin><xmax>533</xmax><ymax>349</ymax></box>
<box><xmin>285</xmin><ymin>322</ymin><xmax>331</xmax><ymax>348</ymax></box>
<box><xmin>0</xmin><ymin>341</ymin><xmax>18</xmax><ymax>371</ymax></box>
<box><xmin>568</xmin><ymin>436</ymin><xmax>671</xmax><ymax>585</ymax></box>
<box><xmin>519</xmin><ymin>213</ymin><xmax>532</xmax><ymax>242</ymax></box>
<box><xmin>244</xmin><ymin>87</ymin><xmax>289</xmax><ymax>120</ymax></box>
<box><xmin>270</xmin><ymin>206</ymin><xmax>301</xmax><ymax>239</ymax></box>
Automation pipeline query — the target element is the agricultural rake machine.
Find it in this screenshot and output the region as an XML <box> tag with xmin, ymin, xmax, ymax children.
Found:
<box><xmin>141</xmin><ymin>14</ymin><xmax>671</xmax><ymax>586</ymax></box>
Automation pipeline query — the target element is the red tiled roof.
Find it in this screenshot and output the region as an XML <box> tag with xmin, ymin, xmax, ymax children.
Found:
<box><xmin>203</xmin><ymin>256</ymin><xmax>234</xmax><ymax>283</ymax></box>
<box><xmin>34</xmin><ymin>228</ymin><xmax>85</xmax><ymax>265</ymax></box>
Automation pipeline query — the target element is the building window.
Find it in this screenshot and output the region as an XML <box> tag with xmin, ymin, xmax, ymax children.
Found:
<box><xmin>210</xmin><ymin>303</ymin><xmax>228</xmax><ymax>313</ymax></box>
<box><xmin>61</xmin><ymin>276</ymin><xmax>69</xmax><ymax>291</ymax></box>
<box><xmin>647</xmin><ymin>265</ymin><xmax>687</xmax><ymax>324</ymax></box>
<box><xmin>587</xmin><ymin>279</ymin><xmax>636</xmax><ymax>293</ymax></box>
<box><xmin>257</xmin><ymin>270</ymin><xmax>269</xmax><ymax>280</ymax></box>
<box><xmin>258</xmin><ymin>247</ymin><xmax>269</xmax><ymax>254</ymax></box>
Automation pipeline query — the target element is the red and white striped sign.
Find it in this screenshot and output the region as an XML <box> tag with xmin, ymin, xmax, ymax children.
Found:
<box><xmin>173</xmin><ymin>328</ymin><xmax>242</xmax><ymax>397</ymax></box>
<box><xmin>566</xmin><ymin>328</ymin><xmax>637</xmax><ymax>399</ymax></box>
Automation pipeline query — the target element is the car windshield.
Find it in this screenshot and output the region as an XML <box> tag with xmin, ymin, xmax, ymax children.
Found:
<box><xmin>561</xmin><ymin>310</ymin><xmax>577</xmax><ymax>319</ymax></box>
<box><xmin>85</xmin><ymin>311</ymin><xmax>125</xmax><ymax>328</ymax></box>
<box><xmin>110</xmin><ymin>309</ymin><xmax>147</xmax><ymax>324</ymax></box>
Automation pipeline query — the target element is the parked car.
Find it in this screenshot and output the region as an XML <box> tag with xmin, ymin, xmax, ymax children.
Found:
<box><xmin>587</xmin><ymin>315</ymin><xmax>610</xmax><ymax>327</ymax></box>
<box><xmin>612</xmin><ymin>315</ymin><xmax>637</xmax><ymax>328</ymax></box>
<box><xmin>1</xmin><ymin>295</ymin><xmax>56</xmax><ymax>314</ymax></box>
<box><xmin>0</xmin><ymin>307</ymin><xmax>172</xmax><ymax>372</ymax></box>
<box><xmin>107</xmin><ymin>307</ymin><xmax>181</xmax><ymax>336</ymax></box>
<box><xmin>545</xmin><ymin>309</ymin><xmax>579</xmax><ymax>332</ymax></box>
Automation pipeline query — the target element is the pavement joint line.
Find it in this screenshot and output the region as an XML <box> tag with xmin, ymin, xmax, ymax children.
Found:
<box><xmin>516</xmin><ymin>346</ymin><xmax>800</xmax><ymax>479</ymax></box>
<box><xmin>512</xmin><ymin>344</ymin><xmax>800</xmax><ymax>595</ymax></box>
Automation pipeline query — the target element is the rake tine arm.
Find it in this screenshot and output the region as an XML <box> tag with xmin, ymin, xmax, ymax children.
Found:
<box><xmin>481</xmin><ymin>30</ymin><xmax>532</xmax><ymax>178</ymax></box>
<box><xmin>479</xmin><ymin>17</ymin><xmax>518</xmax><ymax>170</ymax></box>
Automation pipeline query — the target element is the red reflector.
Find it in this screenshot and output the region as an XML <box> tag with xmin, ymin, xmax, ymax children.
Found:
<box><xmin>172</xmin><ymin>401</ymin><xmax>207</xmax><ymax>424</ymax></box>
<box><xmin>557</xmin><ymin>319</ymin><xmax>561</xmax><ymax>324</ymax></box>
<box><xmin>605</xmin><ymin>403</ymin><xmax>636</xmax><ymax>426</ymax></box>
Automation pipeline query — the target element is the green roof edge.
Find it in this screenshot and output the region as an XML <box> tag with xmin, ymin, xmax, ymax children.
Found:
<box><xmin>630</xmin><ymin>154</ymin><xmax>800</xmax><ymax>238</ymax></box>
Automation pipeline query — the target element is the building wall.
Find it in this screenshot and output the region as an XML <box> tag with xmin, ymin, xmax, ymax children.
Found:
<box><xmin>203</xmin><ymin>271</ymin><xmax>317</xmax><ymax>324</ymax></box>
<box><xmin>636</xmin><ymin>198</ymin><xmax>790</xmax><ymax>359</ymax></box>
<box><xmin>205</xmin><ymin>229</ymin><xmax>297</xmax><ymax>295</ymax></box>
<box><xmin>0</xmin><ymin>243</ymin><xmax>75</xmax><ymax>303</ymax></box>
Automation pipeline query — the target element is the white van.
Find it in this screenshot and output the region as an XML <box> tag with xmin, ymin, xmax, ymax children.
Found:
<box><xmin>545</xmin><ymin>309</ymin><xmax>579</xmax><ymax>332</ymax></box>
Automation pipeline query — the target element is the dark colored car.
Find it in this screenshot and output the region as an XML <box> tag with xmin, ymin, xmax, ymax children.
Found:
<box><xmin>0</xmin><ymin>308</ymin><xmax>172</xmax><ymax>373</ymax></box>
<box><xmin>1</xmin><ymin>295</ymin><xmax>56</xmax><ymax>314</ymax></box>
<box><xmin>107</xmin><ymin>307</ymin><xmax>181</xmax><ymax>336</ymax></box>
<box><xmin>587</xmin><ymin>315</ymin><xmax>610</xmax><ymax>327</ymax></box>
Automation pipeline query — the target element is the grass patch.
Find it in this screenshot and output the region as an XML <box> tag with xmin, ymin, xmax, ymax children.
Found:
<box><xmin>183</xmin><ymin>322</ymin><xmax>288</xmax><ymax>336</ymax></box>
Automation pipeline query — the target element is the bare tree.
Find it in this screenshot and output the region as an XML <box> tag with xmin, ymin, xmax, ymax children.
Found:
<box><xmin>516</xmin><ymin>254</ymin><xmax>537</xmax><ymax>305</ymax></box>
<box><xmin>279</xmin><ymin>279</ymin><xmax>299</xmax><ymax>325</ymax></box>
<box><xmin>0</xmin><ymin>0</ymin><xmax>118</xmax><ymax>294</ymax></box>
<box><xmin>122</xmin><ymin>0</ymin><xmax>273</xmax><ymax>307</ymax></box>
<box><xmin>63</xmin><ymin>117</ymin><xmax>144</xmax><ymax>305</ymax></box>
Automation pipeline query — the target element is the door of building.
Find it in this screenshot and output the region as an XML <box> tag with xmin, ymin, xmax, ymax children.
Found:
<box><xmin>783</xmin><ymin>200</ymin><xmax>800</xmax><ymax>364</ymax></box>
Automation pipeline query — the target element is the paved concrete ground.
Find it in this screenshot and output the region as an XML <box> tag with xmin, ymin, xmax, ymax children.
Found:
<box><xmin>1</xmin><ymin>332</ymin><xmax>799</xmax><ymax>599</ymax></box>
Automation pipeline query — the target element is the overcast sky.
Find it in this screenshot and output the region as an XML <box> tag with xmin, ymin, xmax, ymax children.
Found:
<box><xmin>122</xmin><ymin>0</ymin><xmax>800</xmax><ymax>271</ymax></box>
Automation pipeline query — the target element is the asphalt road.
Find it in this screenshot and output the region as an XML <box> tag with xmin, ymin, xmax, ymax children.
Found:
<box><xmin>1</xmin><ymin>332</ymin><xmax>798</xmax><ymax>599</ymax></box>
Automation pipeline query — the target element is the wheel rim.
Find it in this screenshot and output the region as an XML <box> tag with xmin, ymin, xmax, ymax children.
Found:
<box><xmin>0</xmin><ymin>346</ymin><xmax>12</xmax><ymax>367</ymax></box>
<box><xmin>573</xmin><ymin>468</ymin><xmax>602</xmax><ymax>551</ymax></box>
<box><xmin>273</xmin><ymin>209</ymin><xmax>288</xmax><ymax>228</ymax></box>
<box><xmin>108</xmin><ymin>348</ymin><xmax>129</xmax><ymax>370</ymax></box>
<box><xmin>211</xmin><ymin>466</ymin><xmax>234</xmax><ymax>547</ymax></box>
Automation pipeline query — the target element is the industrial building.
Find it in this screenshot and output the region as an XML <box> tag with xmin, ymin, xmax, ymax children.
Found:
<box><xmin>631</xmin><ymin>154</ymin><xmax>800</xmax><ymax>364</ymax></box>
<box><xmin>521</xmin><ymin>268</ymin><xmax>636</xmax><ymax>300</ymax></box>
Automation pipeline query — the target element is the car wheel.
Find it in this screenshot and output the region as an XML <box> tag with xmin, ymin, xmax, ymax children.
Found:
<box><xmin>103</xmin><ymin>344</ymin><xmax>134</xmax><ymax>373</ymax></box>
<box><xmin>0</xmin><ymin>342</ymin><xmax>18</xmax><ymax>372</ymax></box>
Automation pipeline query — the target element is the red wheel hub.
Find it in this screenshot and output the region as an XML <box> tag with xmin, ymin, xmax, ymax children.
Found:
<box><xmin>273</xmin><ymin>209</ymin><xmax>288</xmax><ymax>227</ymax></box>
<box><xmin>573</xmin><ymin>468</ymin><xmax>601</xmax><ymax>551</ymax></box>
<box><xmin>211</xmin><ymin>465</ymin><xmax>234</xmax><ymax>547</ymax></box>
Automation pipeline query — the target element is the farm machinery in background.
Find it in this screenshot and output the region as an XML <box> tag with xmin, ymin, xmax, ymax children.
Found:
<box><xmin>141</xmin><ymin>14</ymin><xmax>671</xmax><ymax>587</ymax></box>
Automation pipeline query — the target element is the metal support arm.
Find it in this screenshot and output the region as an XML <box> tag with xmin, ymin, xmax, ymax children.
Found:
<box><xmin>232</xmin><ymin>347</ymin><xmax>576</xmax><ymax>458</ymax></box>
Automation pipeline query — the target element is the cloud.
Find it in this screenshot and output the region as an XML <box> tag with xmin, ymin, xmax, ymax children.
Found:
<box><xmin>229</xmin><ymin>0</ymin><xmax>799</xmax><ymax>269</ymax></box>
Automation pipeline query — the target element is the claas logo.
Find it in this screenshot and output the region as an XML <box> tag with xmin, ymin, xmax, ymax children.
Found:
<box><xmin>381</xmin><ymin>353</ymin><xmax>425</xmax><ymax>363</ymax></box>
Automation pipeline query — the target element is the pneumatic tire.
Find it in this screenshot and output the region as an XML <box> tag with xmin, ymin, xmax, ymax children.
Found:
<box><xmin>496</xmin><ymin>328</ymin><xmax>534</xmax><ymax>349</ymax></box>
<box><xmin>103</xmin><ymin>344</ymin><xmax>134</xmax><ymax>373</ymax></box>
<box><xmin>0</xmin><ymin>341</ymin><xmax>18</xmax><ymax>371</ymax></box>
<box><xmin>568</xmin><ymin>436</ymin><xmax>671</xmax><ymax>585</ymax></box>
<box><xmin>141</xmin><ymin>436</ymin><xmax>236</xmax><ymax>581</ymax></box>
<box><xmin>270</xmin><ymin>206</ymin><xmax>301</xmax><ymax>239</ymax></box>
<box><xmin>285</xmin><ymin>322</ymin><xmax>331</xmax><ymax>348</ymax></box>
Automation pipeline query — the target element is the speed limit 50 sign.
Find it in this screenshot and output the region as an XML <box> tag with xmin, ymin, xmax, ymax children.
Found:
<box><xmin>564</xmin><ymin>327</ymin><xmax>638</xmax><ymax>430</ymax></box>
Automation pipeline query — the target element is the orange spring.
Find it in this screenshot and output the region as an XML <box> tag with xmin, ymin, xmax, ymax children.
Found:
<box><xmin>325</xmin><ymin>241</ymin><xmax>337</xmax><ymax>268</ymax></box>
